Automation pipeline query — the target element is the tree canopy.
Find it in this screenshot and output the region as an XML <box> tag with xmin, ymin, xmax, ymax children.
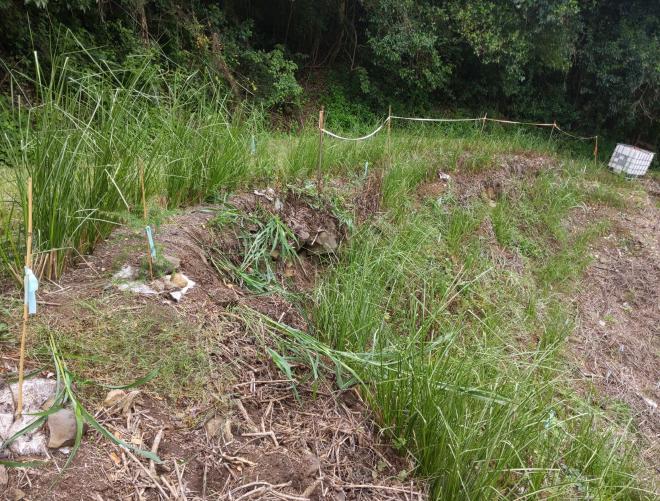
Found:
<box><xmin>0</xmin><ymin>0</ymin><xmax>658</xmax><ymax>146</ymax></box>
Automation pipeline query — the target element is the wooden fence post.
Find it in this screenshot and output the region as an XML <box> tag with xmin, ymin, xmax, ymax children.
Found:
<box><xmin>16</xmin><ymin>177</ymin><xmax>33</xmax><ymax>417</ymax></box>
<box><xmin>594</xmin><ymin>136</ymin><xmax>599</xmax><ymax>164</ymax></box>
<box><xmin>387</xmin><ymin>105</ymin><xmax>392</xmax><ymax>171</ymax></box>
<box><xmin>140</xmin><ymin>163</ymin><xmax>153</xmax><ymax>279</ymax></box>
<box><xmin>317</xmin><ymin>106</ymin><xmax>325</xmax><ymax>192</ymax></box>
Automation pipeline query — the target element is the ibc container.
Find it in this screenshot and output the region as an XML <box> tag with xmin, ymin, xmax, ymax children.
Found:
<box><xmin>608</xmin><ymin>144</ymin><xmax>655</xmax><ymax>177</ymax></box>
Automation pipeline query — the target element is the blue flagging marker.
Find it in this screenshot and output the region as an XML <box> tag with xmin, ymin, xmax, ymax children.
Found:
<box><xmin>24</xmin><ymin>266</ymin><xmax>39</xmax><ymax>315</ymax></box>
<box><xmin>145</xmin><ymin>225</ymin><xmax>157</xmax><ymax>258</ymax></box>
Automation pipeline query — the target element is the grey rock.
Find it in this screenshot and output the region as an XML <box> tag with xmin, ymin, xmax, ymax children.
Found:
<box><xmin>103</xmin><ymin>389</ymin><xmax>127</xmax><ymax>408</ymax></box>
<box><xmin>10</xmin><ymin>379</ymin><xmax>56</xmax><ymax>412</ymax></box>
<box><xmin>308</xmin><ymin>230</ymin><xmax>338</xmax><ymax>254</ymax></box>
<box><xmin>170</xmin><ymin>272</ymin><xmax>189</xmax><ymax>288</ymax></box>
<box><xmin>47</xmin><ymin>409</ymin><xmax>78</xmax><ymax>448</ymax></box>
<box><xmin>113</xmin><ymin>264</ymin><xmax>137</xmax><ymax>280</ymax></box>
<box><xmin>1</xmin><ymin>379</ymin><xmax>56</xmax><ymax>457</ymax></box>
<box><xmin>11</xmin><ymin>488</ymin><xmax>25</xmax><ymax>500</ymax></box>
<box><xmin>7</xmin><ymin>420</ymin><xmax>48</xmax><ymax>456</ymax></box>
<box><xmin>204</xmin><ymin>416</ymin><xmax>223</xmax><ymax>438</ymax></box>
<box><xmin>0</xmin><ymin>385</ymin><xmax>14</xmax><ymax>441</ymax></box>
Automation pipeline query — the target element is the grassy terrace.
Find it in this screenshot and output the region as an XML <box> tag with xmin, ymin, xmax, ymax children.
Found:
<box><xmin>0</xmin><ymin>54</ymin><xmax>655</xmax><ymax>499</ymax></box>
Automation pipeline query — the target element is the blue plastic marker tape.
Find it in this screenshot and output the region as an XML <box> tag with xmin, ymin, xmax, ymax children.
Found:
<box><xmin>145</xmin><ymin>225</ymin><xmax>157</xmax><ymax>258</ymax></box>
<box><xmin>24</xmin><ymin>266</ymin><xmax>39</xmax><ymax>315</ymax></box>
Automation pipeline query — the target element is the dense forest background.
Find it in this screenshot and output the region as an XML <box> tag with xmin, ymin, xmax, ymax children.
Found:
<box><xmin>0</xmin><ymin>0</ymin><xmax>658</xmax><ymax>148</ymax></box>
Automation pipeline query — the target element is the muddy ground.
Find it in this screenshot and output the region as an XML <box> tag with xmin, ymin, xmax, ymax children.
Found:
<box><xmin>0</xmin><ymin>160</ymin><xmax>658</xmax><ymax>500</ymax></box>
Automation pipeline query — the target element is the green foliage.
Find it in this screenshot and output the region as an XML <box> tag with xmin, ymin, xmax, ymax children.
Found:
<box><xmin>2</xmin><ymin>333</ymin><xmax>161</xmax><ymax>471</ymax></box>
<box><xmin>361</xmin><ymin>0</ymin><xmax>453</xmax><ymax>101</ymax></box>
<box><xmin>1</xmin><ymin>1</ymin><xmax>658</xmax><ymax>146</ymax></box>
<box><xmin>242</xmin><ymin>46</ymin><xmax>302</xmax><ymax>110</ymax></box>
<box><xmin>246</xmin><ymin>191</ymin><xmax>645</xmax><ymax>498</ymax></box>
<box><xmin>0</xmin><ymin>42</ymin><xmax>255</xmax><ymax>280</ymax></box>
<box><xmin>211</xmin><ymin>210</ymin><xmax>299</xmax><ymax>293</ymax></box>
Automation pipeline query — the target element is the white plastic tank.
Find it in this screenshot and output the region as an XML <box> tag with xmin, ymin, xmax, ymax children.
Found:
<box><xmin>608</xmin><ymin>144</ymin><xmax>655</xmax><ymax>177</ymax></box>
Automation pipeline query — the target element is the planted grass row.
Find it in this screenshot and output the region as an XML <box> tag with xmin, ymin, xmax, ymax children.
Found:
<box><xmin>0</xmin><ymin>43</ymin><xmax>597</xmax><ymax>285</ymax></box>
<box><xmin>250</xmin><ymin>168</ymin><xmax>648</xmax><ymax>499</ymax></box>
<box><xmin>0</xmin><ymin>52</ymin><xmax>253</xmax><ymax>281</ymax></box>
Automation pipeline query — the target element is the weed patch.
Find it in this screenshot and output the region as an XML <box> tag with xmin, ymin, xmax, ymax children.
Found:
<box><xmin>30</xmin><ymin>301</ymin><xmax>213</xmax><ymax>405</ymax></box>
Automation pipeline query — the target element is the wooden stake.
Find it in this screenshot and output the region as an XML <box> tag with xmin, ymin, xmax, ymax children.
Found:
<box><xmin>480</xmin><ymin>113</ymin><xmax>488</xmax><ymax>134</ymax></box>
<box><xmin>387</xmin><ymin>105</ymin><xmax>392</xmax><ymax>172</ymax></box>
<box><xmin>594</xmin><ymin>136</ymin><xmax>599</xmax><ymax>164</ymax></box>
<box><xmin>16</xmin><ymin>177</ymin><xmax>33</xmax><ymax>418</ymax></box>
<box><xmin>317</xmin><ymin>106</ymin><xmax>325</xmax><ymax>193</ymax></box>
<box><xmin>140</xmin><ymin>164</ymin><xmax>153</xmax><ymax>279</ymax></box>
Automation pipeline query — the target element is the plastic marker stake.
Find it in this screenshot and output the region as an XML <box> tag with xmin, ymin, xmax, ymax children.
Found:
<box><xmin>364</xmin><ymin>161</ymin><xmax>369</xmax><ymax>177</ymax></box>
<box><xmin>250</xmin><ymin>135</ymin><xmax>257</xmax><ymax>155</ymax></box>
<box><xmin>145</xmin><ymin>225</ymin><xmax>157</xmax><ymax>258</ymax></box>
<box><xmin>24</xmin><ymin>266</ymin><xmax>38</xmax><ymax>315</ymax></box>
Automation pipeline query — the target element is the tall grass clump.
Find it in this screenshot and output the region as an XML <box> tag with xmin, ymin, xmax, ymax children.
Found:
<box><xmin>1</xmin><ymin>45</ymin><xmax>253</xmax><ymax>281</ymax></box>
<box><xmin>252</xmin><ymin>169</ymin><xmax>648</xmax><ymax>499</ymax></box>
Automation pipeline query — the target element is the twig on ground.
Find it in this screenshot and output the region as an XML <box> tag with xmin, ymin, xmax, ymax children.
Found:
<box><xmin>241</xmin><ymin>430</ymin><xmax>279</xmax><ymax>447</ymax></box>
<box><xmin>149</xmin><ymin>429</ymin><xmax>164</xmax><ymax>477</ymax></box>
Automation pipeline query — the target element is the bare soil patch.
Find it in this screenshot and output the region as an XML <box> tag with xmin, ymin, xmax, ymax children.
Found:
<box><xmin>414</xmin><ymin>152</ymin><xmax>554</xmax><ymax>206</ymax></box>
<box><xmin>452</xmin><ymin>153</ymin><xmax>553</xmax><ymax>202</ymax></box>
<box><xmin>569</xmin><ymin>178</ymin><xmax>660</xmax><ymax>463</ymax></box>
<box><xmin>0</xmin><ymin>185</ymin><xmax>421</xmax><ymax>500</ymax></box>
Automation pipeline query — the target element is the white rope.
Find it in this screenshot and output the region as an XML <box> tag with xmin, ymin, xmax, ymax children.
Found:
<box><xmin>320</xmin><ymin>112</ymin><xmax>597</xmax><ymax>144</ymax></box>
<box><xmin>553</xmin><ymin>126</ymin><xmax>597</xmax><ymax>140</ymax></box>
<box><xmin>487</xmin><ymin>118</ymin><xmax>555</xmax><ymax>127</ymax></box>
<box><xmin>390</xmin><ymin>115</ymin><xmax>481</xmax><ymax>123</ymax></box>
<box><xmin>321</xmin><ymin>122</ymin><xmax>386</xmax><ymax>141</ymax></box>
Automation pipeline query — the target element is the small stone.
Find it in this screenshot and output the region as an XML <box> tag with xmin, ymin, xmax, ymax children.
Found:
<box><xmin>47</xmin><ymin>408</ymin><xmax>78</xmax><ymax>448</ymax></box>
<box><xmin>11</xmin><ymin>488</ymin><xmax>25</xmax><ymax>501</ymax></box>
<box><xmin>308</xmin><ymin>230</ymin><xmax>338</xmax><ymax>254</ymax></box>
<box><xmin>223</xmin><ymin>419</ymin><xmax>233</xmax><ymax>442</ymax></box>
<box><xmin>301</xmin><ymin>453</ymin><xmax>321</xmax><ymax>477</ymax></box>
<box><xmin>205</xmin><ymin>416</ymin><xmax>223</xmax><ymax>438</ymax></box>
<box><xmin>162</xmin><ymin>276</ymin><xmax>178</xmax><ymax>291</ymax></box>
<box><xmin>170</xmin><ymin>272</ymin><xmax>189</xmax><ymax>288</ymax></box>
<box><xmin>151</xmin><ymin>280</ymin><xmax>165</xmax><ymax>292</ymax></box>
<box><xmin>0</xmin><ymin>465</ymin><xmax>7</xmax><ymax>487</ymax></box>
<box><xmin>103</xmin><ymin>389</ymin><xmax>127</xmax><ymax>408</ymax></box>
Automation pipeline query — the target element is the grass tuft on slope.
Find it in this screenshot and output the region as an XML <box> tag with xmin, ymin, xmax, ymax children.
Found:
<box><xmin>251</xmin><ymin>165</ymin><xmax>649</xmax><ymax>499</ymax></box>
